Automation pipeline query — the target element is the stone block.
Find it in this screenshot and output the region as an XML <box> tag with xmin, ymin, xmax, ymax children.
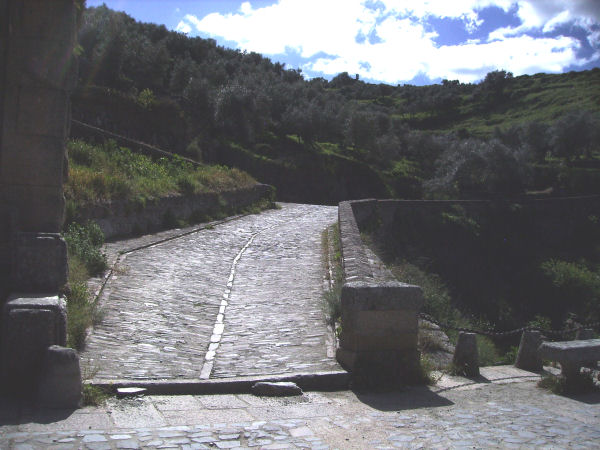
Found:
<box><xmin>1</xmin><ymin>294</ymin><xmax>67</xmax><ymax>391</ymax></box>
<box><xmin>341</xmin><ymin>281</ymin><xmax>423</xmax><ymax>311</ymax></box>
<box><xmin>576</xmin><ymin>328</ymin><xmax>596</xmax><ymax>340</ymax></box>
<box><xmin>252</xmin><ymin>382</ymin><xmax>303</xmax><ymax>397</ymax></box>
<box><xmin>514</xmin><ymin>330</ymin><xmax>542</xmax><ymax>372</ymax></box>
<box><xmin>17</xmin><ymin>86</ymin><xmax>69</xmax><ymax>138</ymax></box>
<box><xmin>38</xmin><ymin>345</ymin><xmax>81</xmax><ymax>408</ymax></box>
<box><xmin>7</xmin><ymin>37</ymin><xmax>78</xmax><ymax>89</ymax></box>
<box><xmin>340</xmin><ymin>330</ymin><xmax>418</xmax><ymax>352</ymax></box>
<box><xmin>452</xmin><ymin>332</ymin><xmax>479</xmax><ymax>377</ymax></box>
<box><xmin>17</xmin><ymin>0</ymin><xmax>77</xmax><ymax>42</ymax></box>
<box><xmin>1</xmin><ymin>134</ymin><xmax>65</xmax><ymax>186</ymax></box>
<box><xmin>4</xmin><ymin>186</ymin><xmax>65</xmax><ymax>232</ymax></box>
<box><xmin>12</xmin><ymin>232</ymin><xmax>67</xmax><ymax>291</ymax></box>
<box><xmin>336</xmin><ymin>347</ymin><xmax>421</xmax><ymax>387</ymax></box>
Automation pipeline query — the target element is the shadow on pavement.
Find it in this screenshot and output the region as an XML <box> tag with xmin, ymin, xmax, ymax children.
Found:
<box><xmin>563</xmin><ymin>389</ymin><xmax>600</xmax><ymax>405</ymax></box>
<box><xmin>0</xmin><ymin>396</ymin><xmax>76</xmax><ymax>426</ymax></box>
<box><xmin>354</xmin><ymin>385</ymin><xmax>454</xmax><ymax>411</ymax></box>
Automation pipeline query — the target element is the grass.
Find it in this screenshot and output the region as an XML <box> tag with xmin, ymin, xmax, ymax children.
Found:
<box><xmin>65</xmin><ymin>139</ymin><xmax>257</xmax><ymax>210</ymax></box>
<box><xmin>538</xmin><ymin>369</ymin><xmax>599</xmax><ymax>395</ymax></box>
<box><xmin>322</xmin><ymin>223</ymin><xmax>343</xmax><ymax>330</ymax></box>
<box><xmin>62</xmin><ymin>221</ymin><xmax>107</xmax><ymax>351</ymax></box>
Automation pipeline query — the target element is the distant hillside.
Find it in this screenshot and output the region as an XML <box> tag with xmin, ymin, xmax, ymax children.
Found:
<box><xmin>71</xmin><ymin>5</ymin><xmax>600</xmax><ymax>202</ymax></box>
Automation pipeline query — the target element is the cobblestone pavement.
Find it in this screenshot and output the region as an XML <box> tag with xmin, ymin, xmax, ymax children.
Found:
<box><xmin>2</xmin><ymin>367</ymin><xmax>599</xmax><ymax>448</ymax></box>
<box><xmin>81</xmin><ymin>204</ymin><xmax>340</xmax><ymax>381</ymax></box>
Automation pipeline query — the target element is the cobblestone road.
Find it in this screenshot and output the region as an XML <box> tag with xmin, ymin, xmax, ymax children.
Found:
<box><xmin>2</xmin><ymin>368</ymin><xmax>599</xmax><ymax>448</ymax></box>
<box><xmin>81</xmin><ymin>204</ymin><xmax>340</xmax><ymax>381</ymax></box>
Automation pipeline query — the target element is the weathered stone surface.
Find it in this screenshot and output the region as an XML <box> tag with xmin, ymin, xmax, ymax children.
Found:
<box><xmin>38</xmin><ymin>345</ymin><xmax>81</xmax><ymax>408</ymax></box>
<box><xmin>514</xmin><ymin>330</ymin><xmax>543</xmax><ymax>372</ymax></box>
<box><xmin>576</xmin><ymin>328</ymin><xmax>596</xmax><ymax>340</ymax></box>
<box><xmin>251</xmin><ymin>382</ymin><xmax>302</xmax><ymax>397</ymax></box>
<box><xmin>539</xmin><ymin>339</ymin><xmax>600</xmax><ymax>363</ymax></box>
<box><xmin>453</xmin><ymin>332</ymin><xmax>479</xmax><ymax>377</ymax></box>
<box><xmin>337</xmin><ymin>348</ymin><xmax>422</xmax><ymax>387</ymax></box>
<box><xmin>1</xmin><ymin>295</ymin><xmax>67</xmax><ymax>390</ymax></box>
<box><xmin>341</xmin><ymin>281</ymin><xmax>423</xmax><ymax>311</ymax></box>
<box><xmin>12</xmin><ymin>232</ymin><xmax>67</xmax><ymax>291</ymax></box>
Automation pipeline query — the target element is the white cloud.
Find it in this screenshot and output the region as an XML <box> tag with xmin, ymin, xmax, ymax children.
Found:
<box><xmin>175</xmin><ymin>0</ymin><xmax>598</xmax><ymax>84</ymax></box>
<box><xmin>491</xmin><ymin>0</ymin><xmax>600</xmax><ymax>41</ymax></box>
<box><xmin>175</xmin><ymin>19</ymin><xmax>192</xmax><ymax>34</ymax></box>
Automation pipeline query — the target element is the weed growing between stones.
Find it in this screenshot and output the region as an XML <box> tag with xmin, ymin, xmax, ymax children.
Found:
<box><xmin>81</xmin><ymin>383</ymin><xmax>110</xmax><ymax>406</ymax></box>
<box><xmin>322</xmin><ymin>224</ymin><xmax>343</xmax><ymax>330</ymax></box>
<box><xmin>419</xmin><ymin>355</ymin><xmax>442</xmax><ymax>385</ymax></box>
<box><xmin>538</xmin><ymin>369</ymin><xmax>599</xmax><ymax>395</ymax></box>
<box><xmin>63</xmin><ymin>221</ymin><xmax>107</xmax><ymax>276</ymax></box>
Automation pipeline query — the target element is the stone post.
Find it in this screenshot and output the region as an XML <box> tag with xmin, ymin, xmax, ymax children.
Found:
<box><xmin>0</xmin><ymin>0</ymin><xmax>78</xmax><ymax>393</ymax></box>
<box><xmin>576</xmin><ymin>328</ymin><xmax>595</xmax><ymax>340</ymax></box>
<box><xmin>452</xmin><ymin>332</ymin><xmax>479</xmax><ymax>377</ymax></box>
<box><xmin>514</xmin><ymin>330</ymin><xmax>543</xmax><ymax>372</ymax></box>
<box><xmin>336</xmin><ymin>281</ymin><xmax>424</xmax><ymax>387</ymax></box>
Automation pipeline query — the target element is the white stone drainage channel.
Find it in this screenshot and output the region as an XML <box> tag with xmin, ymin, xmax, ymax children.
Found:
<box><xmin>200</xmin><ymin>232</ymin><xmax>258</xmax><ymax>379</ymax></box>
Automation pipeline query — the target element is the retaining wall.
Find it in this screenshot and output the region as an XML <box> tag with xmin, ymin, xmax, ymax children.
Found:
<box><xmin>74</xmin><ymin>183</ymin><xmax>274</xmax><ymax>240</ymax></box>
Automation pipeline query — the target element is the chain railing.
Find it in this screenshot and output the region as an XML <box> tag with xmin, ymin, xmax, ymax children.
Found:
<box><xmin>419</xmin><ymin>312</ymin><xmax>600</xmax><ymax>339</ymax></box>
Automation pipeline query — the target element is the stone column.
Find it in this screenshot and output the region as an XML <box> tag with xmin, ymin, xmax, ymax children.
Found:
<box><xmin>0</xmin><ymin>0</ymin><xmax>78</xmax><ymax>392</ymax></box>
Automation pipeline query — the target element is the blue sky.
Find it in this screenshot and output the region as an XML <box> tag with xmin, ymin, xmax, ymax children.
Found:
<box><xmin>86</xmin><ymin>0</ymin><xmax>600</xmax><ymax>85</ymax></box>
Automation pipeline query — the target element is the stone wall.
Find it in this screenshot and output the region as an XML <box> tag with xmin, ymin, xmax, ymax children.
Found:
<box><xmin>74</xmin><ymin>183</ymin><xmax>274</xmax><ymax>240</ymax></box>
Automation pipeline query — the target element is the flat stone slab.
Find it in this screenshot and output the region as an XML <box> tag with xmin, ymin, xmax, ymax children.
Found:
<box><xmin>251</xmin><ymin>381</ymin><xmax>303</xmax><ymax>396</ymax></box>
<box><xmin>117</xmin><ymin>387</ymin><xmax>148</xmax><ymax>398</ymax></box>
<box><xmin>539</xmin><ymin>339</ymin><xmax>600</xmax><ymax>363</ymax></box>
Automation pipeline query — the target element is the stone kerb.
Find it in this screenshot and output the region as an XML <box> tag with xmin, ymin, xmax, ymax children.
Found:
<box><xmin>337</xmin><ymin>201</ymin><xmax>424</xmax><ymax>385</ymax></box>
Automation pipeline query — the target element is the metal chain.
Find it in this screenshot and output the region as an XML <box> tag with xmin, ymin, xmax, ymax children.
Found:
<box><xmin>419</xmin><ymin>312</ymin><xmax>600</xmax><ymax>338</ymax></box>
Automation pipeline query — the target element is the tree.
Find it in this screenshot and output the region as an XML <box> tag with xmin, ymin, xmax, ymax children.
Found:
<box><xmin>551</xmin><ymin>110</ymin><xmax>599</xmax><ymax>161</ymax></box>
<box><xmin>425</xmin><ymin>139</ymin><xmax>529</xmax><ymax>198</ymax></box>
<box><xmin>476</xmin><ymin>70</ymin><xmax>513</xmax><ymax>109</ymax></box>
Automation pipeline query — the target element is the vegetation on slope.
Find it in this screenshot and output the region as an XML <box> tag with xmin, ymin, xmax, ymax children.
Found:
<box><xmin>72</xmin><ymin>5</ymin><xmax>600</xmax><ymax>202</ymax></box>
<box><xmin>65</xmin><ymin>139</ymin><xmax>256</xmax><ymax>211</ymax></box>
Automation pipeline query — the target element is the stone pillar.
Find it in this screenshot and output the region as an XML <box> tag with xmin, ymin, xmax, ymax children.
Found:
<box><xmin>1</xmin><ymin>0</ymin><xmax>78</xmax><ymax>235</ymax></box>
<box><xmin>0</xmin><ymin>0</ymin><xmax>78</xmax><ymax>393</ymax></box>
<box><xmin>514</xmin><ymin>330</ymin><xmax>542</xmax><ymax>372</ymax></box>
<box><xmin>452</xmin><ymin>332</ymin><xmax>479</xmax><ymax>377</ymax></box>
<box><xmin>336</xmin><ymin>281</ymin><xmax>424</xmax><ymax>387</ymax></box>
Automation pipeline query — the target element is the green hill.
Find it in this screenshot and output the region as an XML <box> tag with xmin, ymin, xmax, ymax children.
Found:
<box><xmin>71</xmin><ymin>5</ymin><xmax>600</xmax><ymax>203</ymax></box>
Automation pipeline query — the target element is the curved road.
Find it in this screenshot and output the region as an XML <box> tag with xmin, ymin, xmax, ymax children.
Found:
<box><xmin>81</xmin><ymin>203</ymin><xmax>340</xmax><ymax>381</ymax></box>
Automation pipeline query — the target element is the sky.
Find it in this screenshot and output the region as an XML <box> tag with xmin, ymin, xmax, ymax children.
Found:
<box><xmin>86</xmin><ymin>0</ymin><xmax>600</xmax><ymax>85</ymax></box>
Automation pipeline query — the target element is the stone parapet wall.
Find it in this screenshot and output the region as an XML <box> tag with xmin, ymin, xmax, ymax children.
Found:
<box><xmin>75</xmin><ymin>183</ymin><xmax>274</xmax><ymax>240</ymax></box>
<box><xmin>350</xmin><ymin>195</ymin><xmax>600</xmax><ymax>258</ymax></box>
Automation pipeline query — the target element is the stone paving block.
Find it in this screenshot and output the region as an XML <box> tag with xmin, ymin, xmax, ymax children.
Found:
<box><xmin>162</xmin><ymin>408</ymin><xmax>255</xmax><ymax>426</ymax></box>
<box><xmin>197</xmin><ymin>395</ymin><xmax>250</xmax><ymax>410</ymax></box>
<box><xmin>107</xmin><ymin>400</ymin><xmax>166</xmax><ymax>428</ymax></box>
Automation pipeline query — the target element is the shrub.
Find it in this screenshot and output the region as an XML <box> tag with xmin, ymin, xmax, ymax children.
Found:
<box><xmin>540</xmin><ymin>259</ymin><xmax>600</xmax><ymax>322</ymax></box>
<box><xmin>63</xmin><ymin>221</ymin><xmax>107</xmax><ymax>276</ymax></box>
